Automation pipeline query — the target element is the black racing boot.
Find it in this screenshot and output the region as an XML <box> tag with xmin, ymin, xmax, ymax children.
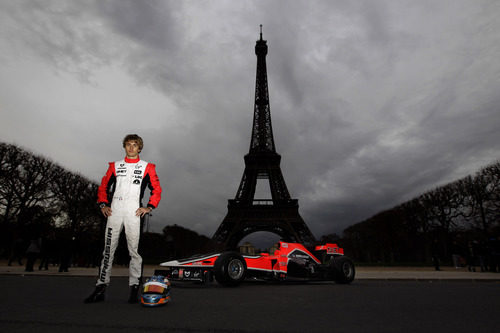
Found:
<box><xmin>128</xmin><ymin>284</ymin><xmax>140</xmax><ymax>304</ymax></box>
<box><xmin>84</xmin><ymin>284</ymin><xmax>106</xmax><ymax>303</ymax></box>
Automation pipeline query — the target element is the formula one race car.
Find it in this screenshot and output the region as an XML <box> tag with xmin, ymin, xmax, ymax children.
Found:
<box><xmin>155</xmin><ymin>241</ymin><xmax>355</xmax><ymax>286</ymax></box>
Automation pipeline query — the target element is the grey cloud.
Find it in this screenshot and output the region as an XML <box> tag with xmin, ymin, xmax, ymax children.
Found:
<box><xmin>95</xmin><ymin>0</ymin><xmax>179</xmax><ymax>52</ymax></box>
<box><xmin>0</xmin><ymin>1</ymin><xmax>115</xmax><ymax>82</ymax></box>
<box><xmin>1</xmin><ymin>0</ymin><xmax>499</xmax><ymax>240</ymax></box>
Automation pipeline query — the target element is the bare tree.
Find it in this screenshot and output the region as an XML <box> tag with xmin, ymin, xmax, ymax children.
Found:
<box><xmin>421</xmin><ymin>182</ymin><xmax>463</xmax><ymax>233</ymax></box>
<box><xmin>399</xmin><ymin>198</ymin><xmax>431</xmax><ymax>235</ymax></box>
<box><xmin>0</xmin><ymin>143</ymin><xmax>58</xmax><ymax>226</ymax></box>
<box><xmin>0</xmin><ymin>143</ymin><xmax>23</xmax><ymax>225</ymax></box>
<box><xmin>459</xmin><ymin>161</ymin><xmax>500</xmax><ymax>235</ymax></box>
<box><xmin>51</xmin><ymin>167</ymin><xmax>101</xmax><ymax>233</ymax></box>
<box><xmin>13</xmin><ymin>151</ymin><xmax>59</xmax><ymax>226</ymax></box>
<box><xmin>482</xmin><ymin>162</ymin><xmax>500</xmax><ymax>224</ymax></box>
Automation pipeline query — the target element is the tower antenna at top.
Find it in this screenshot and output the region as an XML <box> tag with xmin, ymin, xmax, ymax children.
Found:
<box><xmin>260</xmin><ymin>24</ymin><xmax>263</xmax><ymax>40</ymax></box>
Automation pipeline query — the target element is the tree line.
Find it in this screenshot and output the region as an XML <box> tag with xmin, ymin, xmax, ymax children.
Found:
<box><xmin>2</xmin><ymin>141</ymin><xmax>499</xmax><ymax>268</ymax></box>
<box><xmin>342</xmin><ymin>161</ymin><xmax>500</xmax><ymax>265</ymax></box>
<box><xmin>0</xmin><ymin>142</ymin><xmax>104</xmax><ymax>265</ymax></box>
<box><xmin>0</xmin><ymin>142</ymin><xmax>212</xmax><ymax>268</ymax></box>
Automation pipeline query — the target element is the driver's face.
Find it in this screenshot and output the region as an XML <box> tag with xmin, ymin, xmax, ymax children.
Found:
<box><xmin>125</xmin><ymin>141</ymin><xmax>140</xmax><ymax>158</ymax></box>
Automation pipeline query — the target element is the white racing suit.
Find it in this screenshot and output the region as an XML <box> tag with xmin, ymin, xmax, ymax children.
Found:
<box><xmin>96</xmin><ymin>156</ymin><xmax>162</xmax><ymax>286</ymax></box>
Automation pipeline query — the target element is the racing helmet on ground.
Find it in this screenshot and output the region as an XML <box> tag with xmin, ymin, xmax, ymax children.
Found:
<box><xmin>141</xmin><ymin>275</ymin><xmax>171</xmax><ymax>307</ymax></box>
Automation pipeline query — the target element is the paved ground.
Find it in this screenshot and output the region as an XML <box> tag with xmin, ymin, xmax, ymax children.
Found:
<box><xmin>1</xmin><ymin>261</ymin><xmax>499</xmax><ymax>332</ymax></box>
<box><xmin>2</xmin><ymin>260</ymin><xmax>499</xmax><ymax>281</ymax></box>
<box><xmin>0</xmin><ymin>275</ymin><xmax>499</xmax><ymax>333</ymax></box>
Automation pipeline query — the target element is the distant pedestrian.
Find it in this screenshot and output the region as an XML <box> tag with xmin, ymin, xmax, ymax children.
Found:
<box><xmin>58</xmin><ymin>232</ymin><xmax>74</xmax><ymax>272</ymax></box>
<box><xmin>488</xmin><ymin>236</ymin><xmax>500</xmax><ymax>272</ymax></box>
<box><xmin>451</xmin><ymin>240</ymin><xmax>465</xmax><ymax>269</ymax></box>
<box><xmin>431</xmin><ymin>238</ymin><xmax>441</xmax><ymax>271</ymax></box>
<box><xmin>8</xmin><ymin>236</ymin><xmax>24</xmax><ymax>266</ymax></box>
<box><xmin>25</xmin><ymin>237</ymin><xmax>41</xmax><ymax>272</ymax></box>
<box><xmin>467</xmin><ymin>241</ymin><xmax>477</xmax><ymax>272</ymax></box>
<box><xmin>477</xmin><ymin>240</ymin><xmax>488</xmax><ymax>272</ymax></box>
<box><xmin>39</xmin><ymin>231</ymin><xmax>56</xmax><ymax>270</ymax></box>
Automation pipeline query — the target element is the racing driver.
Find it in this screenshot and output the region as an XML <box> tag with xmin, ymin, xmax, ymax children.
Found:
<box><xmin>84</xmin><ymin>134</ymin><xmax>162</xmax><ymax>304</ymax></box>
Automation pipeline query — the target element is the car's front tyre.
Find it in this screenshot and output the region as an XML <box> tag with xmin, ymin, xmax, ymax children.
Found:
<box><xmin>214</xmin><ymin>252</ymin><xmax>247</xmax><ymax>286</ymax></box>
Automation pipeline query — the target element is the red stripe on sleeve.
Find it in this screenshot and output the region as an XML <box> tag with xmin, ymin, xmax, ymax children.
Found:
<box><xmin>145</xmin><ymin>163</ymin><xmax>162</xmax><ymax>208</ymax></box>
<box><xmin>97</xmin><ymin>162</ymin><xmax>115</xmax><ymax>204</ymax></box>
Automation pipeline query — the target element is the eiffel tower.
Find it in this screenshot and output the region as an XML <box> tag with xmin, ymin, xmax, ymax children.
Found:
<box><xmin>212</xmin><ymin>27</ymin><xmax>316</xmax><ymax>249</ymax></box>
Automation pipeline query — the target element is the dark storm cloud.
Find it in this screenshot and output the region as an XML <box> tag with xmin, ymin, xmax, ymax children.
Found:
<box><xmin>95</xmin><ymin>0</ymin><xmax>179</xmax><ymax>51</ymax></box>
<box><xmin>1</xmin><ymin>0</ymin><xmax>500</xmax><ymax>239</ymax></box>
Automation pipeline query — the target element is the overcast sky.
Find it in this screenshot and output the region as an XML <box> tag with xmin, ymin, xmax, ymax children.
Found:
<box><xmin>1</xmin><ymin>0</ymin><xmax>499</xmax><ymax>243</ymax></box>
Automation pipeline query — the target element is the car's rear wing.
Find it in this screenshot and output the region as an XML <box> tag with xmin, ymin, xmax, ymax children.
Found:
<box><xmin>314</xmin><ymin>243</ymin><xmax>344</xmax><ymax>255</ymax></box>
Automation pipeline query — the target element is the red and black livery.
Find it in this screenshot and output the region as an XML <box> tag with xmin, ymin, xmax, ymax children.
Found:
<box><xmin>155</xmin><ymin>241</ymin><xmax>355</xmax><ymax>286</ymax></box>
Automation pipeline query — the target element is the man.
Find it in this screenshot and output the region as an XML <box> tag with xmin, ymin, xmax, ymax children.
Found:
<box><xmin>85</xmin><ymin>134</ymin><xmax>162</xmax><ymax>304</ymax></box>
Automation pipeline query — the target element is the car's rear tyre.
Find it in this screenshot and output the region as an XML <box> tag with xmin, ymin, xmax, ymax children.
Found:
<box><xmin>332</xmin><ymin>256</ymin><xmax>355</xmax><ymax>284</ymax></box>
<box><xmin>214</xmin><ymin>252</ymin><xmax>247</xmax><ymax>286</ymax></box>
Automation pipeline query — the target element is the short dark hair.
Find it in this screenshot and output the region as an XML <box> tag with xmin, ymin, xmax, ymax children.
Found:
<box><xmin>122</xmin><ymin>134</ymin><xmax>144</xmax><ymax>151</ymax></box>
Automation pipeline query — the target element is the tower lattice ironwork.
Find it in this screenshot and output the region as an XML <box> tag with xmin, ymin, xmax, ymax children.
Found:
<box><xmin>212</xmin><ymin>28</ymin><xmax>316</xmax><ymax>249</ymax></box>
